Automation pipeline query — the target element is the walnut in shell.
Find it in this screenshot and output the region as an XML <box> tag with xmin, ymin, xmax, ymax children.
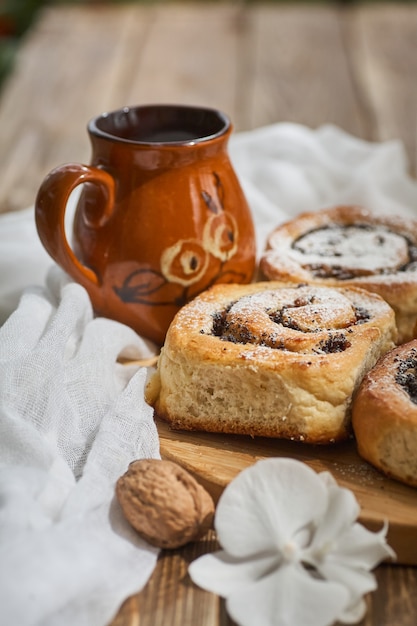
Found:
<box><xmin>116</xmin><ymin>459</ymin><xmax>215</xmax><ymax>549</ymax></box>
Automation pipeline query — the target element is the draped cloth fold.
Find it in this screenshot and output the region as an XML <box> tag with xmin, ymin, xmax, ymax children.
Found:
<box><xmin>0</xmin><ymin>270</ymin><xmax>160</xmax><ymax>626</ymax></box>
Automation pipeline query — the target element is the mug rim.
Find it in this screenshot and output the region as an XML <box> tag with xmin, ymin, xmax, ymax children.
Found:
<box><xmin>88</xmin><ymin>103</ymin><xmax>231</xmax><ymax>146</ymax></box>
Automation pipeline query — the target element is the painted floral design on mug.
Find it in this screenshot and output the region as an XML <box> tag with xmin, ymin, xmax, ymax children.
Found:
<box><xmin>113</xmin><ymin>172</ymin><xmax>244</xmax><ymax>308</ymax></box>
<box><xmin>203</xmin><ymin>212</ymin><xmax>238</xmax><ymax>261</ymax></box>
<box><xmin>161</xmin><ymin>240</ymin><xmax>210</xmax><ymax>286</ymax></box>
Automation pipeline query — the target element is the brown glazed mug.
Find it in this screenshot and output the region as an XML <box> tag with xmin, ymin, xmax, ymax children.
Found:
<box><xmin>35</xmin><ymin>104</ymin><xmax>256</xmax><ymax>345</ymax></box>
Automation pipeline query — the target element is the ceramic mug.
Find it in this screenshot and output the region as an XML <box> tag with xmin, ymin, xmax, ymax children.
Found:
<box><xmin>35</xmin><ymin>104</ymin><xmax>256</xmax><ymax>345</ymax></box>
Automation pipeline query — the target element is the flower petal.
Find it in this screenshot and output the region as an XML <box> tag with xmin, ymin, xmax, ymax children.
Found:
<box><xmin>189</xmin><ymin>549</ymin><xmax>278</xmax><ymax>597</ymax></box>
<box><xmin>330</xmin><ymin>522</ymin><xmax>396</xmax><ymax>568</ymax></box>
<box><xmin>312</xmin><ymin>560</ymin><xmax>375</xmax><ymax>624</ymax></box>
<box><xmin>304</xmin><ymin>522</ymin><xmax>394</xmax><ymax>624</ymax></box>
<box><xmin>316</xmin><ymin>559</ymin><xmax>377</xmax><ymax>599</ymax></box>
<box><xmin>307</xmin><ymin>480</ymin><xmax>360</xmax><ymax>553</ymax></box>
<box><xmin>337</xmin><ymin>596</ymin><xmax>367</xmax><ymax>625</ymax></box>
<box><xmin>226</xmin><ymin>562</ymin><xmax>350</xmax><ymax>626</ymax></box>
<box><xmin>215</xmin><ymin>458</ymin><xmax>328</xmax><ymax>557</ymax></box>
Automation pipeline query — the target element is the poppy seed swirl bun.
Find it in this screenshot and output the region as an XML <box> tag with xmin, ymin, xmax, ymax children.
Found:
<box><xmin>145</xmin><ymin>281</ymin><xmax>397</xmax><ymax>444</ymax></box>
<box><xmin>260</xmin><ymin>205</ymin><xmax>417</xmax><ymax>344</ymax></box>
<box><xmin>352</xmin><ymin>340</ymin><xmax>417</xmax><ymax>488</ymax></box>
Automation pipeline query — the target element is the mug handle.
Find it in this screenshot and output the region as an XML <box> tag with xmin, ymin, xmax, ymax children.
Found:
<box><xmin>35</xmin><ymin>163</ymin><xmax>115</xmax><ymax>288</ymax></box>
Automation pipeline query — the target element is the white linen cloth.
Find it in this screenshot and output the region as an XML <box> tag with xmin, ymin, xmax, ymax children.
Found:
<box><xmin>0</xmin><ymin>268</ymin><xmax>160</xmax><ymax>626</ymax></box>
<box><xmin>0</xmin><ymin>123</ymin><xmax>417</xmax><ymax>626</ymax></box>
<box><xmin>229</xmin><ymin>123</ymin><xmax>417</xmax><ymax>255</ymax></box>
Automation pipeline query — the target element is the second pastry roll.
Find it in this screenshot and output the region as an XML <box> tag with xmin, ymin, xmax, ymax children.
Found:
<box><xmin>260</xmin><ymin>205</ymin><xmax>417</xmax><ymax>343</ymax></box>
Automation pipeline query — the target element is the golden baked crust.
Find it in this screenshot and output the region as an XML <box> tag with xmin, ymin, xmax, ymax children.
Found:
<box><xmin>352</xmin><ymin>341</ymin><xmax>417</xmax><ymax>488</ymax></box>
<box><xmin>260</xmin><ymin>205</ymin><xmax>417</xmax><ymax>344</ymax></box>
<box><xmin>146</xmin><ymin>281</ymin><xmax>397</xmax><ymax>444</ymax></box>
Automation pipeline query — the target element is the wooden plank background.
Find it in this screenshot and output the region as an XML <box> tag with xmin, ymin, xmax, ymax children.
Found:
<box><xmin>0</xmin><ymin>2</ymin><xmax>415</xmax><ymax>216</ymax></box>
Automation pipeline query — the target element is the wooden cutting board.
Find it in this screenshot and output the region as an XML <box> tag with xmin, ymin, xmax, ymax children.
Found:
<box><xmin>157</xmin><ymin>419</ymin><xmax>417</xmax><ymax>566</ymax></box>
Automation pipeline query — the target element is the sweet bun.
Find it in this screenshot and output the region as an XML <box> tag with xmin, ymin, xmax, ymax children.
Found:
<box><xmin>260</xmin><ymin>205</ymin><xmax>417</xmax><ymax>344</ymax></box>
<box><xmin>146</xmin><ymin>281</ymin><xmax>397</xmax><ymax>444</ymax></box>
<box><xmin>352</xmin><ymin>340</ymin><xmax>417</xmax><ymax>488</ymax></box>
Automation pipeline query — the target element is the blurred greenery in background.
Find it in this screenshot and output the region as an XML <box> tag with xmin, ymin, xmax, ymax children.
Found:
<box><xmin>0</xmin><ymin>1</ymin><xmax>133</xmax><ymax>86</ymax></box>
<box><xmin>0</xmin><ymin>0</ymin><xmax>415</xmax><ymax>90</ymax></box>
<box><xmin>0</xmin><ymin>0</ymin><xmax>42</xmax><ymax>86</ymax></box>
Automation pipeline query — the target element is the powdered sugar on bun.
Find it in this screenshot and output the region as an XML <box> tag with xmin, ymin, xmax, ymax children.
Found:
<box><xmin>260</xmin><ymin>206</ymin><xmax>417</xmax><ymax>343</ymax></box>
<box><xmin>289</xmin><ymin>225</ymin><xmax>409</xmax><ymax>275</ymax></box>
<box><xmin>210</xmin><ymin>285</ymin><xmax>389</xmax><ymax>355</ymax></box>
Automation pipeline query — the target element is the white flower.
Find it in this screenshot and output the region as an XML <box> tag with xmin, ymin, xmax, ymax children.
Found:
<box><xmin>189</xmin><ymin>458</ymin><xmax>395</xmax><ymax>626</ymax></box>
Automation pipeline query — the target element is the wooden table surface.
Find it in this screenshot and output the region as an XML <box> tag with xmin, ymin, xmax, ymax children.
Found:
<box><xmin>0</xmin><ymin>2</ymin><xmax>416</xmax><ymax>625</ymax></box>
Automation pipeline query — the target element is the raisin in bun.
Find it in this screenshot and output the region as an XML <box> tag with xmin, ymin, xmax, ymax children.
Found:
<box><xmin>146</xmin><ymin>281</ymin><xmax>397</xmax><ymax>444</ymax></box>
<box><xmin>352</xmin><ymin>340</ymin><xmax>417</xmax><ymax>488</ymax></box>
<box><xmin>260</xmin><ymin>205</ymin><xmax>417</xmax><ymax>344</ymax></box>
